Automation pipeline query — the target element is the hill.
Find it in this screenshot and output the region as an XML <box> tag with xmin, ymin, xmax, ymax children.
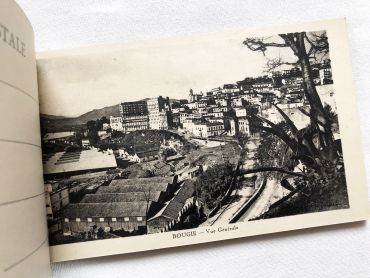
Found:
<box><xmin>41</xmin><ymin>104</ymin><xmax>120</xmax><ymax>132</ymax></box>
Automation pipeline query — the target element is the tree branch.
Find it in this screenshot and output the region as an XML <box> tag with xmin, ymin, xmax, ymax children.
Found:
<box><xmin>243</xmin><ymin>37</ymin><xmax>288</xmax><ymax>55</ymax></box>
<box><xmin>265</xmin><ymin>56</ymin><xmax>299</xmax><ymax>72</ymax></box>
<box><xmin>298</xmin><ymin>107</ymin><xmax>326</xmax><ymax>128</ymax></box>
<box><xmin>251</xmin><ymin>114</ymin><xmax>298</xmax><ymax>151</ymax></box>
<box><xmin>279</xmin><ymin>33</ymin><xmax>299</xmax><ymax>56</ymax></box>
<box><xmin>273</xmin><ymin>103</ymin><xmax>299</xmax><ymax>135</ymax></box>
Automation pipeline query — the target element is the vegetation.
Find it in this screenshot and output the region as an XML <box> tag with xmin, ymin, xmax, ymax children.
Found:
<box><xmin>172</xmin><ymin>206</ymin><xmax>207</xmax><ymax>230</ymax></box>
<box><xmin>159</xmin><ymin>147</ymin><xmax>177</xmax><ymax>159</ymax></box>
<box><xmin>242</xmin><ymin>31</ymin><xmax>349</xmax><ymax>216</ymax></box>
<box><xmin>97</xmin><ymin>129</ymin><xmax>197</xmax><ymax>155</ymax></box>
<box><xmin>254</xmin><ymin>122</ymin><xmax>295</xmax><ymax>178</ymax></box>
<box><xmin>86</xmin><ymin>117</ymin><xmax>109</xmax><ymax>145</ymax></box>
<box><xmin>195</xmin><ymin>162</ymin><xmax>234</xmax><ymax>210</ymax></box>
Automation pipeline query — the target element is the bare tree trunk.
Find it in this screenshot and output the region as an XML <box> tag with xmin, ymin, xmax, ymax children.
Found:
<box><xmin>295</xmin><ymin>33</ymin><xmax>335</xmax><ymax>160</ymax></box>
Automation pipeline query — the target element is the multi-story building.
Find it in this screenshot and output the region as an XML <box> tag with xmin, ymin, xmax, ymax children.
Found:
<box><xmin>110</xmin><ymin>116</ymin><xmax>123</xmax><ymax>131</ymax></box>
<box><xmin>186</xmin><ymin>102</ymin><xmax>198</xmax><ymax>110</ymax></box>
<box><xmin>319</xmin><ymin>68</ymin><xmax>333</xmax><ymax>84</ymax></box>
<box><xmin>205</xmin><ymin>111</ymin><xmax>224</xmax><ymax>118</ymax></box>
<box><xmin>224</xmin><ymin>117</ymin><xmax>236</xmax><ymax>136</ymax></box>
<box><xmin>204</xmin><ymin>122</ymin><xmax>225</xmax><ymax>137</ymax></box>
<box><xmin>234</xmin><ymin>107</ymin><xmax>247</xmax><ymax>118</ymax></box>
<box><xmin>215</xmin><ymin>98</ymin><xmax>228</xmax><ymax>107</ymax></box>
<box><xmin>147</xmin><ymin>97</ymin><xmax>170</xmax><ymax>130</ymax></box>
<box><xmin>221</xmin><ymin>84</ymin><xmax>240</xmax><ymax>94</ymax></box>
<box><xmin>231</xmin><ymin>97</ymin><xmax>244</xmax><ymax>107</ymax></box>
<box><xmin>183</xmin><ymin>120</ymin><xmax>224</xmax><ymax>138</ymax></box>
<box><xmin>179</xmin><ymin>112</ymin><xmax>201</xmax><ymax>124</ymax></box>
<box><xmin>45</xmin><ymin>183</ymin><xmax>70</xmax><ymax>219</ymax></box>
<box><xmin>119</xmin><ymin>101</ymin><xmax>149</xmax><ymax>132</ymax></box>
<box><xmin>188</xmin><ymin>89</ymin><xmax>203</xmax><ymax>103</ymax></box>
<box><xmin>186</xmin><ymin>101</ymin><xmax>207</xmax><ymax>112</ymax></box>
<box><xmin>120</xmin><ymin>100</ymin><xmax>148</xmax><ymax>116</ymax></box>
<box><xmin>282</xmin><ymin>77</ymin><xmax>303</xmax><ymax>86</ymax></box>
<box><xmin>242</xmin><ymin>92</ymin><xmax>262</xmax><ymax>105</ymax></box>
<box><xmin>252</xmin><ymin>82</ymin><xmax>274</xmax><ymax>93</ymax></box>
<box><xmin>219</xmin><ymin>106</ymin><xmax>230</xmax><ymax>112</ymax></box>
<box><xmin>237</xmin><ymin>117</ymin><xmax>250</xmax><ymax>136</ymax></box>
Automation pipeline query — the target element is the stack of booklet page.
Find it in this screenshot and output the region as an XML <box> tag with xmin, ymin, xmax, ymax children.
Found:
<box><xmin>1</xmin><ymin>0</ymin><xmax>370</xmax><ymax>277</ymax></box>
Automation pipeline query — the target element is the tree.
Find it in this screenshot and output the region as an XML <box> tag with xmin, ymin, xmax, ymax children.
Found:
<box><xmin>255</xmin><ymin>122</ymin><xmax>295</xmax><ymax>179</ymax></box>
<box><xmin>100</xmin><ymin>116</ymin><xmax>110</xmax><ymax>124</ymax></box>
<box><xmin>195</xmin><ymin>162</ymin><xmax>234</xmax><ymax>210</ymax></box>
<box><xmin>241</xmin><ymin>31</ymin><xmax>348</xmax><ymax>213</ymax></box>
<box><xmin>235</xmin><ymin>132</ymin><xmax>249</xmax><ymax>150</ymax></box>
<box><xmin>243</xmin><ymin>31</ymin><xmax>338</xmax><ymax>170</ymax></box>
<box><xmin>160</xmin><ymin>147</ymin><xmax>177</xmax><ymax>159</ymax></box>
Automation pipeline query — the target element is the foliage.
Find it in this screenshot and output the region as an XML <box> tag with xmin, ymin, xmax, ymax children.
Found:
<box><xmin>235</xmin><ymin>132</ymin><xmax>249</xmax><ymax>148</ymax></box>
<box><xmin>172</xmin><ymin>206</ymin><xmax>207</xmax><ymax>230</ymax></box>
<box><xmin>195</xmin><ymin>162</ymin><xmax>234</xmax><ymax>210</ymax></box>
<box><xmin>241</xmin><ymin>30</ymin><xmax>349</xmax><ymax>215</ymax></box>
<box><xmin>254</xmin><ymin>122</ymin><xmax>296</xmax><ymax>178</ymax></box>
<box><xmin>160</xmin><ymin>147</ymin><xmax>177</xmax><ymax>159</ymax></box>
<box><xmin>98</xmin><ymin>129</ymin><xmax>197</xmax><ymax>157</ymax></box>
<box><xmin>85</xmin><ymin>117</ymin><xmax>110</xmax><ymax>145</ymax></box>
<box><xmin>258</xmin><ymin>161</ymin><xmax>348</xmax><ymax>219</ymax></box>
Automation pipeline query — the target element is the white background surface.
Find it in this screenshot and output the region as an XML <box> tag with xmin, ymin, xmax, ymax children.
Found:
<box><xmin>15</xmin><ymin>1</ymin><xmax>370</xmax><ymax>277</ymax></box>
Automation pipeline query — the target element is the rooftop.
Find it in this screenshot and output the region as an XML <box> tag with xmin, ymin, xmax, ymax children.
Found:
<box><xmin>109</xmin><ymin>176</ymin><xmax>174</xmax><ymax>186</ymax></box>
<box><xmin>43</xmin><ymin>149</ymin><xmax>117</xmax><ymax>176</ymax></box>
<box><xmin>80</xmin><ymin>192</ymin><xmax>163</xmax><ymax>203</ymax></box>
<box><xmin>63</xmin><ymin>202</ymin><xmax>150</xmax><ymax>218</ymax></box>
<box><xmin>96</xmin><ymin>183</ymin><xmax>169</xmax><ymax>194</ymax></box>
<box><xmin>148</xmin><ymin>181</ymin><xmax>195</xmax><ymax>221</ymax></box>
<box><xmin>43</xmin><ymin>131</ymin><xmax>74</xmax><ymax>141</ymax></box>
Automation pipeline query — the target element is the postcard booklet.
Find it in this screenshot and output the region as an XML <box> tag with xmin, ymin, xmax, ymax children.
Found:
<box><xmin>1</xmin><ymin>0</ymin><xmax>369</xmax><ymax>277</ymax></box>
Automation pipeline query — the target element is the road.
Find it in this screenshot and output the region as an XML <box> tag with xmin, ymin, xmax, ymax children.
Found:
<box><xmin>199</xmin><ymin>184</ymin><xmax>255</xmax><ymax>227</ymax></box>
<box><xmin>238</xmin><ymin>177</ymin><xmax>279</xmax><ymax>221</ymax></box>
<box><xmin>201</xmin><ymin>136</ymin><xmax>290</xmax><ymax>225</ymax></box>
<box><xmin>200</xmin><ymin>138</ymin><xmax>260</xmax><ymax>226</ymax></box>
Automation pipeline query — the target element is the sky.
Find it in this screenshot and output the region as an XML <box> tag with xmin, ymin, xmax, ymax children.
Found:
<box><xmin>37</xmin><ymin>31</ymin><xmax>296</xmax><ymax>117</ymax></box>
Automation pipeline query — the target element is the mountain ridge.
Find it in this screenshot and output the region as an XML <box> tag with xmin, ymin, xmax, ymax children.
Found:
<box><xmin>40</xmin><ymin>104</ymin><xmax>121</xmax><ymax>132</ymax></box>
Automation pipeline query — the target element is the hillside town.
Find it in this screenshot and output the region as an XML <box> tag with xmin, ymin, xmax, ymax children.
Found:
<box><xmin>42</xmin><ymin>60</ymin><xmax>335</xmax><ymax>245</ymax></box>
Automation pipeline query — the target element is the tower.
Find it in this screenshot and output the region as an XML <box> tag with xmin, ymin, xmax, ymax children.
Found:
<box><xmin>189</xmin><ymin>88</ymin><xmax>194</xmax><ymax>103</ymax></box>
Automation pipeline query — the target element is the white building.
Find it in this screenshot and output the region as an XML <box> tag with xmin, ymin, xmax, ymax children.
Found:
<box><xmin>179</xmin><ymin>112</ymin><xmax>202</xmax><ymax>124</ymax></box>
<box><xmin>252</xmin><ymin>82</ymin><xmax>273</xmax><ymax>93</ymax></box>
<box><xmin>319</xmin><ymin>68</ymin><xmax>332</xmax><ymax>84</ymax></box>
<box><xmin>242</xmin><ymin>93</ymin><xmax>262</xmax><ymax>105</ymax></box>
<box><xmin>221</xmin><ymin>84</ymin><xmax>240</xmax><ymax>94</ymax></box>
<box><xmin>234</xmin><ymin>107</ymin><xmax>247</xmax><ymax>118</ymax></box>
<box><xmin>238</xmin><ymin>118</ymin><xmax>250</xmax><ymax>136</ymax></box>
<box><xmin>81</xmin><ymin>139</ymin><xmax>91</xmax><ymax>148</ymax></box>
<box><xmin>205</xmin><ymin>111</ymin><xmax>224</xmax><ymax>118</ymax></box>
<box><xmin>45</xmin><ymin>183</ymin><xmax>69</xmax><ymax>219</ymax></box>
<box><xmin>102</xmin><ymin>123</ymin><xmax>110</xmax><ymax>131</ymax></box>
<box><xmin>188</xmin><ymin>90</ymin><xmax>203</xmax><ymax>102</ymax></box>
<box><xmin>183</xmin><ymin>120</ymin><xmax>224</xmax><ymax>138</ymax></box>
<box><xmin>175</xmin><ymin>165</ymin><xmax>202</xmax><ymax>182</ymax></box>
<box><xmin>186</xmin><ymin>102</ymin><xmax>198</xmax><ymax>110</ymax></box>
<box><xmin>110</xmin><ymin>116</ymin><xmax>124</xmax><ymax>131</ymax></box>
<box><xmin>215</xmin><ymin>99</ymin><xmax>228</xmax><ymax>107</ymax></box>
<box><xmin>231</xmin><ymin>97</ymin><xmax>243</xmax><ymax>107</ymax></box>
<box><xmin>147</xmin><ymin>97</ymin><xmax>169</xmax><ymax>130</ymax></box>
